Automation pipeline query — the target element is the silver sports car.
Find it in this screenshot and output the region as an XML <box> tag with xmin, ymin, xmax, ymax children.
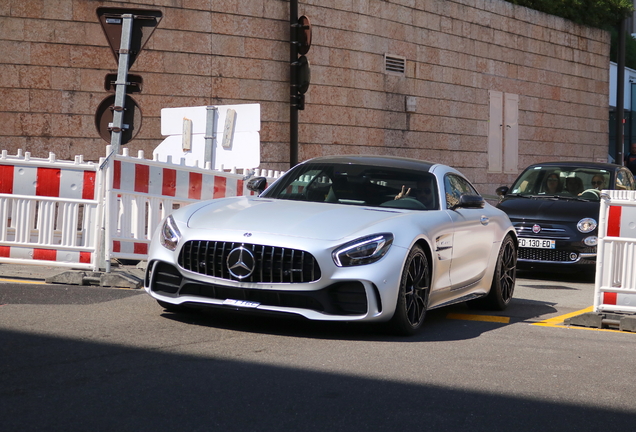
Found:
<box><xmin>144</xmin><ymin>155</ymin><xmax>517</xmax><ymax>335</ymax></box>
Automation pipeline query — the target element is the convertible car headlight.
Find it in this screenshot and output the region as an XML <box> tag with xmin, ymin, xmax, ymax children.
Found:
<box><xmin>160</xmin><ymin>215</ymin><xmax>182</xmax><ymax>251</ymax></box>
<box><xmin>332</xmin><ymin>233</ymin><xmax>394</xmax><ymax>267</ymax></box>
<box><xmin>577</xmin><ymin>218</ymin><xmax>597</xmax><ymax>234</ymax></box>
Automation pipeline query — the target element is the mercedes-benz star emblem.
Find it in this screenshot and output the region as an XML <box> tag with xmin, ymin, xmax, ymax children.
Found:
<box><xmin>227</xmin><ymin>246</ymin><xmax>255</xmax><ymax>279</ymax></box>
<box><xmin>532</xmin><ymin>224</ymin><xmax>542</xmax><ymax>233</ymax></box>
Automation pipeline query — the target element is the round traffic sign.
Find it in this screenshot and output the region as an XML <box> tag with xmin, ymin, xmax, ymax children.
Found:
<box><xmin>94</xmin><ymin>94</ymin><xmax>142</xmax><ymax>144</ymax></box>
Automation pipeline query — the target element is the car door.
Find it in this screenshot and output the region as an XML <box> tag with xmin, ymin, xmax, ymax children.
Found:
<box><xmin>444</xmin><ymin>174</ymin><xmax>496</xmax><ymax>291</ymax></box>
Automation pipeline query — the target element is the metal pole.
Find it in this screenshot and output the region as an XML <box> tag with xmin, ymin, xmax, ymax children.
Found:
<box><xmin>616</xmin><ymin>18</ymin><xmax>626</xmax><ymax>165</ymax></box>
<box><xmin>290</xmin><ymin>0</ymin><xmax>299</xmax><ymax>168</ymax></box>
<box><xmin>110</xmin><ymin>14</ymin><xmax>134</xmax><ymax>157</ymax></box>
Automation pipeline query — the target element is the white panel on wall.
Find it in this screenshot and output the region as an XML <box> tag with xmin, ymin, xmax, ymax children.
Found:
<box><xmin>503</xmin><ymin>93</ymin><xmax>519</xmax><ymax>174</ymax></box>
<box><xmin>488</xmin><ymin>90</ymin><xmax>503</xmax><ymax>173</ymax></box>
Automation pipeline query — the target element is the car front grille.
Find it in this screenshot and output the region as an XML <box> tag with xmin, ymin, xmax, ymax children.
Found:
<box><xmin>178</xmin><ymin>240</ymin><xmax>321</xmax><ymax>283</ymax></box>
<box><xmin>149</xmin><ymin>261</ymin><xmax>366</xmax><ymax>316</ymax></box>
<box><xmin>518</xmin><ymin>248</ymin><xmax>574</xmax><ymax>262</ymax></box>
<box><xmin>514</xmin><ymin>224</ymin><xmax>569</xmax><ymax>239</ymax></box>
<box><xmin>518</xmin><ymin>246</ymin><xmax>596</xmax><ymax>262</ymax></box>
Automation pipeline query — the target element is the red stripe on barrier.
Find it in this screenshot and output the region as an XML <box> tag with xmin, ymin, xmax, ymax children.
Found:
<box><xmin>135</xmin><ymin>164</ymin><xmax>149</xmax><ymax>193</ymax></box>
<box><xmin>36</xmin><ymin>167</ymin><xmax>61</xmax><ymax>197</ymax></box>
<box><xmin>113</xmin><ymin>160</ymin><xmax>121</xmax><ymax>189</ymax></box>
<box><xmin>33</xmin><ymin>248</ymin><xmax>56</xmax><ymax>261</ymax></box>
<box><xmin>80</xmin><ymin>252</ymin><xmax>91</xmax><ymax>264</ymax></box>
<box><xmin>603</xmin><ymin>292</ymin><xmax>618</xmax><ymax>305</ymax></box>
<box><xmin>82</xmin><ymin>171</ymin><xmax>95</xmax><ymax>200</ymax></box>
<box><xmin>0</xmin><ymin>246</ymin><xmax>9</xmax><ymax>257</ymax></box>
<box><xmin>607</xmin><ymin>205</ymin><xmax>622</xmax><ymax>237</ymax></box>
<box><xmin>0</xmin><ymin>165</ymin><xmax>14</xmax><ymax>194</ymax></box>
<box><xmin>113</xmin><ymin>241</ymin><xmax>121</xmax><ymax>253</ymax></box>
<box><xmin>214</xmin><ymin>176</ymin><xmax>226</xmax><ymax>199</ymax></box>
<box><xmin>237</xmin><ymin>179</ymin><xmax>244</xmax><ymax>196</ymax></box>
<box><xmin>163</xmin><ymin>168</ymin><xmax>176</xmax><ymax>196</ymax></box>
<box><xmin>134</xmin><ymin>243</ymin><xmax>148</xmax><ymax>255</ymax></box>
<box><xmin>189</xmin><ymin>172</ymin><xmax>202</xmax><ymax>200</ymax></box>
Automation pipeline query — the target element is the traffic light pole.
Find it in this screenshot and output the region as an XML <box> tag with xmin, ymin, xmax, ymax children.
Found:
<box><xmin>289</xmin><ymin>0</ymin><xmax>299</xmax><ymax>167</ymax></box>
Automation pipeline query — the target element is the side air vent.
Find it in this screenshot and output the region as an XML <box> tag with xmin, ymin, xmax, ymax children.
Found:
<box><xmin>385</xmin><ymin>54</ymin><xmax>406</xmax><ymax>75</ymax></box>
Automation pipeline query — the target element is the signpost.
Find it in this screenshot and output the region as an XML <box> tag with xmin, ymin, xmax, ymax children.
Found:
<box><xmin>94</xmin><ymin>8</ymin><xmax>162</xmax><ymax>153</ymax></box>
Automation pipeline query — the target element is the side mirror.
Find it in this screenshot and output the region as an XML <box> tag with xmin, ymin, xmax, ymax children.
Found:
<box><xmin>495</xmin><ymin>186</ymin><xmax>509</xmax><ymax>197</ymax></box>
<box><xmin>451</xmin><ymin>194</ymin><xmax>485</xmax><ymax>210</ymax></box>
<box><xmin>247</xmin><ymin>177</ymin><xmax>267</xmax><ymax>194</ymax></box>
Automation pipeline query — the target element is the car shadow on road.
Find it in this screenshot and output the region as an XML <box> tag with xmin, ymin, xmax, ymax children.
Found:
<box><xmin>517</xmin><ymin>269</ymin><xmax>596</xmax><ymax>284</ymax></box>
<box><xmin>158</xmin><ymin>296</ymin><xmax>558</xmax><ymax>343</ymax></box>
<box><xmin>2</xmin><ymin>328</ymin><xmax>635</xmax><ymax>432</ymax></box>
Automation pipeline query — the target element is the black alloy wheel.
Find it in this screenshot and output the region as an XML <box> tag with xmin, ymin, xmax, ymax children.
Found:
<box><xmin>389</xmin><ymin>245</ymin><xmax>430</xmax><ymax>336</ymax></box>
<box><xmin>469</xmin><ymin>234</ymin><xmax>517</xmax><ymax>310</ymax></box>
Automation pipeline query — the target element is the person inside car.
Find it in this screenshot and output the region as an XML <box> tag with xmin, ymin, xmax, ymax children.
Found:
<box><xmin>395</xmin><ymin>177</ymin><xmax>437</xmax><ymax>209</ymax></box>
<box><xmin>591</xmin><ymin>174</ymin><xmax>606</xmax><ymax>191</ymax></box>
<box><xmin>542</xmin><ymin>173</ymin><xmax>561</xmax><ymax>194</ymax></box>
<box><xmin>565</xmin><ymin>176</ymin><xmax>584</xmax><ymax>196</ymax></box>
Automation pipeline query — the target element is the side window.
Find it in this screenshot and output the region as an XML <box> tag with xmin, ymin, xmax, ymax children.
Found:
<box><xmin>444</xmin><ymin>174</ymin><xmax>478</xmax><ymax>209</ymax></box>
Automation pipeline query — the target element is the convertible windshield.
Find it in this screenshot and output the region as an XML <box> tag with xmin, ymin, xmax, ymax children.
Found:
<box><xmin>509</xmin><ymin>166</ymin><xmax>612</xmax><ymax>201</ymax></box>
<box><xmin>262</xmin><ymin>162</ymin><xmax>439</xmax><ymax>210</ymax></box>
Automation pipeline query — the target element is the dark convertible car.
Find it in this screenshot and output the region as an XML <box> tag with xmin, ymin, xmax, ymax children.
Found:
<box><xmin>496</xmin><ymin>161</ymin><xmax>635</xmax><ymax>272</ymax></box>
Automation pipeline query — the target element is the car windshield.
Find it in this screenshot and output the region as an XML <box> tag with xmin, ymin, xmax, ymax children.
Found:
<box><xmin>509</xmin><ymin>166</ymin><xmax>612</xmax><ymax>201</ymax></box>
<box><xmin>262</xmin><ymin>162</ymin><xmax>439</xmax><ymax>210</ymax></box>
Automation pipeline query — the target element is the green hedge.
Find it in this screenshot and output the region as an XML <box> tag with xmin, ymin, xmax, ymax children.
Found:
<box><xmin>506</xmin><ymin>0</ymin><xmax>633</xmax><ymax>28</ymax></box>
<box><xmin>507</xmin><ymin>0</ymin><xmax>636</xmax><ymax>67</ymax></box>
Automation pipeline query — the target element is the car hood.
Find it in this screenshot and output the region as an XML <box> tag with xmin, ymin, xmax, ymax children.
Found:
<box><xmin>497</xmin><ymin>196</ymin><xmax>599</xmax><ymax>223</ymax></box>
<box><xmin>186</xmin><ymin>197</ymin><xmax>406</xmax><ymax>241</ymax></box>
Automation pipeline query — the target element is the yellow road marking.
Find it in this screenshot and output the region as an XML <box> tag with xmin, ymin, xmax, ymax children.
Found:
<box><xmin>533</xmin><ymin>306</ymin><xmax>632</xmax><ymax>334</ymax></box>
<box><xmin>446</xmin><ymin>313</ymin><xmax>510</xmax><ymax>324</ymax></box>
<box><xmin>534</xmin><ymin>306</ymin><xmax>593</xmax><ymax>326</ymax></box>
<box><xmin>0</xmin><ymin>278</ymin><xmax>47</xmax><ymax>285</ymax></box>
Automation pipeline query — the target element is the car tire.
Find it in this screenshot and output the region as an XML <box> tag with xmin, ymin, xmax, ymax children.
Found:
<box><xmin>389</xmin><ymin>245</ymin><xmax>430</xmax><ymax>336</ymax></box>
<box><xmin>469</xmin><ymin>234</ymin><xmax>517</xmax><ymax>310</ymax></box>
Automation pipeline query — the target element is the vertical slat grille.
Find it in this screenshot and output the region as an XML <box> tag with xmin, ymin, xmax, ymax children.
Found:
<box><xmin>178</xmin><ymin>241</ymin><xmax>321</xmax><ymax>283</ymax></box>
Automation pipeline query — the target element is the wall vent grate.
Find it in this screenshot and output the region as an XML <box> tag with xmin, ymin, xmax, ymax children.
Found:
<box><xmin>385</xmin><ymin>54</ymin><xmax>406</xmax><ymax>75</ymax></box>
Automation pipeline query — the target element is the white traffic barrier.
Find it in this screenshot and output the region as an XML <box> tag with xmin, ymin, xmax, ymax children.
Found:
<box><xmin>0</xmin><ymin>146</ymin><xmax>281</xmax><ymax>273</ymax></box>
<box><xmin>0</xmin><ymin>150</ymin><xmax>102</xmax><ymax>270</ymax></box>
<box><xmin>103</xmin><ymin>147</ymin><xmax>281</xmax><ymax>267</ymax></box>
<box><xmin>594</xmin><ymin>189</ymin><xmax>636</xmax><ymax>313</ymax></box>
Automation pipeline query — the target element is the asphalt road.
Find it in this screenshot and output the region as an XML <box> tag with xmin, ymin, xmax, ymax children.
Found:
<box><xmin>1</xmin><ymin>269</ymin><xmax>635</xmax><ymax>432</ymax></box>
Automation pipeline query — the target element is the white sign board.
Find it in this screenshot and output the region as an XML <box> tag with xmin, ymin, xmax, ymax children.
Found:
<box><xmin>153</xmin><ymin>104</ymin><xmax>260</xmax><ymax>170</ymax></box>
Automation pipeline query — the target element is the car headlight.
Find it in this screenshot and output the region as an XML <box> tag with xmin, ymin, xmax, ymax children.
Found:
<box><xmin>332</xmin><ymin>233</ymin><xmax>394</xmax><ymax>267</ymax></box>
<box><xmin>577</xmin><ymin>218</ymin><xmax>597</xmax><ymax>233</ymax></box>
<box><xmin>160</xmin><ymin>215</ymin><xmax>182</xmax><ymax>251</ymax></box>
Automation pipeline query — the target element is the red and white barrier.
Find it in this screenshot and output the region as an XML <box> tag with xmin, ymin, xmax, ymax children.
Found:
<box><xmin>103</xmin><ymin>147</ymin><xmax>279</xmax><ymax>265</ymax></box>
<box><xmin>0</xmin><ymin>147</ymin><xmax>280</xmax><ymax>272</ymax></box>
<box><xmin>594</xmin><ymin>190</ymin><xmax>636</xmax><ymax>314</ymax></box>
<box><xmin>0</xmin><ymin>150</ymin><xmax>102</xmax><ymax>270</ymax></box>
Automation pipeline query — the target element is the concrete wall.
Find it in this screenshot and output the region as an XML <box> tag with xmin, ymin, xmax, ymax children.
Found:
<box><xmin>0</xmin><ymin>0</ymin><xmax>611</xmax><ymax>194</ymax></box>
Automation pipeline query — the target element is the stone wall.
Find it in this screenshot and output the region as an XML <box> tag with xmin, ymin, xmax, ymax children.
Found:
<box><xmin>0</xmin><ymin>0</ymin><xmax>610</xmax><ymax>193</ymax></box>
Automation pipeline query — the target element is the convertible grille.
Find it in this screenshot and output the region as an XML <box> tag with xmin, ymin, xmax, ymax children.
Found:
<box><xmin>518</xmin><ymin>249</ymin><xmax>573</xmax><ymax>262</ymax></box>
<box><xmin>178</xmin><ymin>241</ymin><xmax>321</xmax><ymax>283</ymax></box>
<box><xmin>514</xmin><ymin>224</ymin><xmax>569</xmax><ymax>239</ymax></box>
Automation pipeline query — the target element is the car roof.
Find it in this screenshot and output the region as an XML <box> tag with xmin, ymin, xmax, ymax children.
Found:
<box><xmin>303</xmin><ymin>155</ymin><xmax>437</xmax><ymax>172</ymax></box>
<box><xmin>522</xmin><ymin>161</ymin><xmax>624</xmax><ymax>171</ymax></box>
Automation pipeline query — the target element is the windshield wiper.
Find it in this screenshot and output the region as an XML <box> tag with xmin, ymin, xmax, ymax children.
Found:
<box><xmin>533</xmin><ymin>194</ymin><xmax>594</xmax><ymax>202</ymax></box>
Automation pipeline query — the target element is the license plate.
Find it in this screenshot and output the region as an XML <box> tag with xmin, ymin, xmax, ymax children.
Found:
<box><xmin>519</xmin><ymin>238</ymin><xmax>555</xmax><ymax>249</ymax></box>
<box><xmin>223</xmin><ymin>299</ymin><xmax>260</xmax><ymax>308</ymax></box>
